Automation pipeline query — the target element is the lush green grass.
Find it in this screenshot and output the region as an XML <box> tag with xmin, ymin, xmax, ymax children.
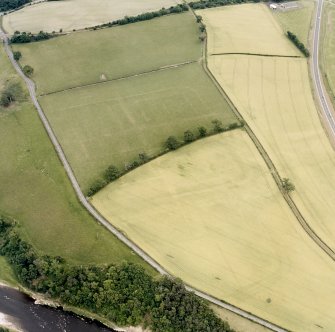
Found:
<box><xmin>14</xmin><ymin>13</ymin><xmax>201</xmax><ymax>94</ymax></box>
<box><xmin>322</xmin><ymin>1</ymin><xmax>335</xmax><ymax>102</ymax></box>
<box><xmin>39</xmin><ymin>63</ymin><xmax>237</xmax><ymax>192</ymax></box>
<box><xmin>0</xmin><ymin>257</ymin><xmax>17</xmax><ymax>286</ymax></box>
<box><xmin>273</xmin><ymin>0</ymin><xmax>315</xmax><ymax>45</ymax></box>
<box><xmin>0</xmin><ymin>46</ymin><xmax>153</xmax><ymax>273</ymax></box>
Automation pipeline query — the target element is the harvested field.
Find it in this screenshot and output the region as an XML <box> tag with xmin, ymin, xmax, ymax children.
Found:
<box><xmin>273</xmin><ymin>0</ymin><xmax>315</xmax><ymax>45</ymax></box>
<box><xmin>0</xmin><ymin>46</ymin><xmax>152</xmax><ymax>272</ymax></box>
<box><xmin>198</xmin><ymin>3</ymin><xmax>300</xmax><ymax>56</ymax></box>
<box><xmin>2</xmin><ymin>0</ymin><xmax>181</xmax><ymax>34</ymax></box>
<box><xmin>92</xmin><ymin>130</ymin><xmax>335</xmax><ymax>332</ymax></box>
<box><xmin>13</xmin><ymin>13</ymin><xmax>200</xmax><ymax>94</ymax></box>
<box><xmin>210</xmin><ymin>54</ymin><xmax>335</xmax><ymax>254</ymax></box>
<box><xmin>39</xmin><ymin>63</ymin><xmax>237</xmax><ymax>192</ymax></box>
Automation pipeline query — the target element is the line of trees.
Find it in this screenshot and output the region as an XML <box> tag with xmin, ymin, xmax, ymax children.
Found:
<box><xmin>87</xmin><ymin>120</ymin><xmax>243</xmax><ymax>196</ymax></box>
<box><xmin>10</xmin><ymin>31</ymin><xmax>53</xmax><ymax>43</ymax></box>
<box><xmin>287</xmin><ymin>31</ymin><xmax>310</xmax><ymax>57</ymax></box>
<box><xmin>0</xmin><ymin>0</ymin><xmax>30</xmax><ymax>11</ymax></box>
<box><xmin>89</xmin><ymin>4</ymin><xmax>188</xmax><ymax>31</ymax></box>
<box><xmin>189</xmin><ymin>0</ymin><xmax>258</xmax><ymax>10</ymax></box>
<box><xmin>0</xmin><ymin>217</ymin><xmax>235</xmax><ymax>332</ymax></box>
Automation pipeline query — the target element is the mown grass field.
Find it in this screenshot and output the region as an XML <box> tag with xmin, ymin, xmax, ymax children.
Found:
<box><xmin>91</xmin><ymin>130</ymin><xmax>335</xmax><ymax>332</ymax></box>
<box><xmin>273</xmin><ymin>0</ymin><xmax>315</xmax><ymax>45</ymax></box>
<box><xmin>0</xmin><ymin>46</ymin><xmax>152</xmax><ymax>275</ymax></box>
<box><xmin>39</xmin><ymin>63</ymin><xmax>237</xmax><ymax>192</ymax></box>
<box><xmin>2</xmin><ymin>0</ymin><xmax>181</xmax><ymax>34</ymax></box>
<box><xmin>210</xmin><ymin>54</ymin><xmax>335</xmax><ymax>253</ymax></box>
<box><xmin>321</xmin><ymin>1</ymin><xmax>335</xmax><ymax>102</ymax></box>
<box><xmin>13</xmin><ymin>13</ymin><xmax>200</xmax><ymax>94</ymax></box>
<box><xmin>198</xmin><ymin>3</ymin><xmax>300</xmax><ymax>56</ymax></box>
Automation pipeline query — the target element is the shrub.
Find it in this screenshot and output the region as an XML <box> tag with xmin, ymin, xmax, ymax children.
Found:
<box><xmin>23</xmin><ymin>65</ymin><xmax>34</xmax><ymax>76</ymax></box>
<box><xmin>138</xmin><ymin>152</ymin><xmax>149</xmax><ymax>164</ymax></box>
<box><xmin>184</xmin><ymin>130</ymin><xmax>195</xmax><ymax>143</ymax></box>
<box><xmin>282</xmin><ymin>178</ymin><xmax>295</xmax><ymax>193</ymax></box>
<box><xmin>13</xmin><ymin>51</ymin><xmax>22</xmax><ymax>61</ymax></box>
<box><xmin>87</xmin><ymin>179</ymin><xmax>106</xmax><ymax>196</ymax></box>
<box><xmin>198</xmin><ymin>126</ymin><xmax>207</xmax><ymax>137</ymax></box>
<box><xmin>0</xmin><ymin>82</ymin><xmax>23</xmax><ymax>107</ymax></box>
<box><xmin>212</xmin><ymin>119</ymin><xmax>223</xmax><ymax>133</ymax></box>
<box><xmin>165</xmin><ymin>136</ymin><xmax>180</xmax><ymax>150</ymax></box>
<box><xmin>104</xmin><ymin>165</ymin><xmax>120</xmax><ymax>182</ymax></box>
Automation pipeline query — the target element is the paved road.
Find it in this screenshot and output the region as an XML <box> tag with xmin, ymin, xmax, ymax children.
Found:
<box><xmin>0</xmin><ymin>26</ymin><xmax>288</xmax><ymax>332</ymax></box>
<box><xmin>312</xmin><ymin>0</ymin><xmax>335</xmax><ymax>136</ymax></box>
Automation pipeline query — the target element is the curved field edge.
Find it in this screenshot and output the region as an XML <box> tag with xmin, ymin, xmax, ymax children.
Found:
<box><xmin>2</xmin><ymin>0</ymin><xmax>183</xmax><ymax>34</ymax></box>
<box><xmin>0</xmin><ymin>45</ymin><xmax>153</xmax><ymax>272</ymax></box>
<box><xmin>91</xmin><ymin>130</ymin><xmax>335</xmax><ymax>332</ymax></box>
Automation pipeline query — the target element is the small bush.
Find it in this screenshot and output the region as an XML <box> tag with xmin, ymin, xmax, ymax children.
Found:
<box><xmin>165</xmin><ymin>136</ymin><xmax>180</xmax><ymax>150</ymax></box>
<box><xmin>0</xmin><ymin>82</ymin><xmax>23</xmax><ymax>107</ymax></box>
<box><xmin>198</xmin><ymin>126</ymin><xmax>207</xmax><ymax>137</ymax></box>
<box><xmin>23</xmin><ymin>65</ymin><xmax>34</xmax><ymax>76</ymax></box>
<box><xmin>87</xmin><ymin>179</ymin><xmax>106</xmax><ymax>196</ymax></box>
<box><xmin>104</xmin><ymin>165</ymin><xmax>120</xmax><ymax>182</ymax></box>
<box><xmin>282</xmin><ymin>178</ymin><xmax>295</xmax><ymax>193</ymax></box>
<box><xmin>13</xmin><ymin>51</ymin><xmax>22</xmax><ymax>61</ymax></box>
<box><xmin>212</xmin><ymin>119</ymin><xmax>223</xmax><ymax>133</ymax></box>
<box><xmin>139</xmin><ymin>152</ymin><xmax>149</xmax><ymax>164</ymax></box>
<box><xmin>184</xmin><ymin>130</ymin><xmax>195</xmax><ymax>143</ymax></box>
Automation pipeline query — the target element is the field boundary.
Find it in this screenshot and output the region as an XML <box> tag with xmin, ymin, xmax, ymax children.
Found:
<box><xmin>211</xmin><ymin>52</ymin><xmax>302</xmax><ymax>58</ymax></box>
<box><xmin>188</xmin><ymin>4</ymin><xmax>335</xmax><ymax>262</ymax></box>
<box><xmin>39</xmin><ymin>60</ymin><xmax>197</xmax><ymax>96</ymax></box>
<box><xmin>0</xmin><ymin>23</ymin><xmax>290</xmax><ymax>332</ymax></box>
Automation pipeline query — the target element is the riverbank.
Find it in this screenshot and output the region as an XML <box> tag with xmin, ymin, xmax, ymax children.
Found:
<box><xmin>0</xmin><ymin>280</ymin><xmax>148</xmax><ymax>332</ymax></box>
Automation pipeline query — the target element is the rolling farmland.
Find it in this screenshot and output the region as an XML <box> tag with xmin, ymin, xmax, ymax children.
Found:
<box><xmin>0</xmin><ymin>45</ymin><xmax>151</xmax><ymax>271</ymax></box>
<box><xmin>39</xmin><ymin>63</ymin><xmax>236</xmax><ymax>192</ymax></box>
<box><xmin>13</xmin><ymin>13</ymin><xmax>200</xmax><ymax>94</ymax></box>
<box><xmin>2</xmin><ymin>0</ymin><xmax>182</xmax><ymax>34</ymax></box>
<box><xmin>92</xmin><ymin>130</ymin><xmax>335</xmax><ymax>332</ymax></box>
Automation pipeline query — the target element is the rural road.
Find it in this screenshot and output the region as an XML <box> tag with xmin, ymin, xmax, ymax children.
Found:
<box><xmin>311</xmin><ymin>0</ymin><xmax>335</xmax><ymax>137</ymax></box>
<box><xmin>0</xmin><ymin>11</ymin><xmax>309</xmax><ymax>332</ymax></box>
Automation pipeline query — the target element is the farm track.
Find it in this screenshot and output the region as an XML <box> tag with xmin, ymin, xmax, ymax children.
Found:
<box><xmin>0</xmin><ymin>26</ymin><xmax>289</xmax><ymax>332</ymax></box>
<box><xmin>39</xmin><ymin>60</ymin><xmax>197</xmax><ymax>97</ymax></box>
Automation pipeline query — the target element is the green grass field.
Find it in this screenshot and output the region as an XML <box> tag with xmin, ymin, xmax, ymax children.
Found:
<box><xmin>13</xmin><ymin>13</ymin><xmax>201</xmax><ymax>94</ymax></box>
<box><xmin>0</xmin><ymin>257</ymin><xmax>17</xmax><ymax>286</ymax></box>
<box><xmin>91</xmin><ymin>130</ymin><xmax>335</xmax><ymax>332</ymax></box>
<box><xmin>198</xmin><ymin>3</ymin><xmax>300</xmax><ymax>56</ymax></box>
<box><xmin>3</xmin><ymin>0</ymin><xmax>181</xmax><ymax>34</ymax></box>
<box><xmin>272</xmin><ymin>0</ymin><xmax>315</xmax><ymax>45</ymax></box>
<box><xmin>39</xmin><ymin>63</ymin><xmax>237</xmax><ymax>192</ymax></box>
<box><xmin>0</xmin><ymin>46</ymin><xmax>153</xmax><ymax>276</ymax></box>
<box><xmin>322</xmin><ymin>1</ymin><xmax>335</xmax><ymax>102</ymax></box>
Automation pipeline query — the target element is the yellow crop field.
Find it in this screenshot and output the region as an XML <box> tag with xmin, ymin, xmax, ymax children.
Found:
<box><xmin>2</xmin><ymin>0</ymin><xmax>181</xmax><ymax>34</ymax></box>
<box><xmin>92</xmin><ymin>131</ymin><xmax>335</xmax><ymax>332</ymax></box>
<box><xmin>198</xmin><ymin>3</ymin><xmax>300</xmax><ymax>56</ymax></box>
<box><xmin>209</xmin><ymin>54</ymin><xmax>335</xmax><ymax>254</ymax></box>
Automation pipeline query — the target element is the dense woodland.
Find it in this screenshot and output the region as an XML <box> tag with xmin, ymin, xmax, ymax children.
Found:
<box><xmin>0</xmin><ymin>0</ymin><xmax>30</xmax><ymax>11</ymax></box>
<box><xmin>0</xmin><ymin>217</ymin><xmax>235</xmax><ymax>332</ymax></box>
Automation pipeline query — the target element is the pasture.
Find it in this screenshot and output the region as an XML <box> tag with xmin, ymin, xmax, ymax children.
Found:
<box><xmin>2</xmin><ymin>0</ymin><xmax>182</xmax><ymax>34</ymax></box>
<box><xmin>39</xmin><ymin>63</ymin><xmax>237</xmax><ymax>192</ymax></box>
<box><xmin>322</xmin><ymin>1</ymin><xmax>335</xmax><ymax>103</ymax></box>
<box><xmin>210</xmin><ymin>54</ymin><xmax>335</xmax><ymax>252</ymax></box>
<box><xmin>0</xmin><ymin>46</ymin><xmax>151</xmax><ymax>273</ymax></box>
<box><xmin>273</xmin><ymin>0</ymin><xmax>315</xmax><ymax>45</ymax></box>
<box><xmin>91</xmin><ymin>130</ymin><xmax>335</xmax><ymax>332</ymax></box>
<box><xmin>198</xmin><ymin>3</ymin><xmax>300</xmax><ymax>56</ymax></box>
<box><xmin>13</xmin><ymin>13</ymin><xmax>200</xmax><ymax>94</ymax></box>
